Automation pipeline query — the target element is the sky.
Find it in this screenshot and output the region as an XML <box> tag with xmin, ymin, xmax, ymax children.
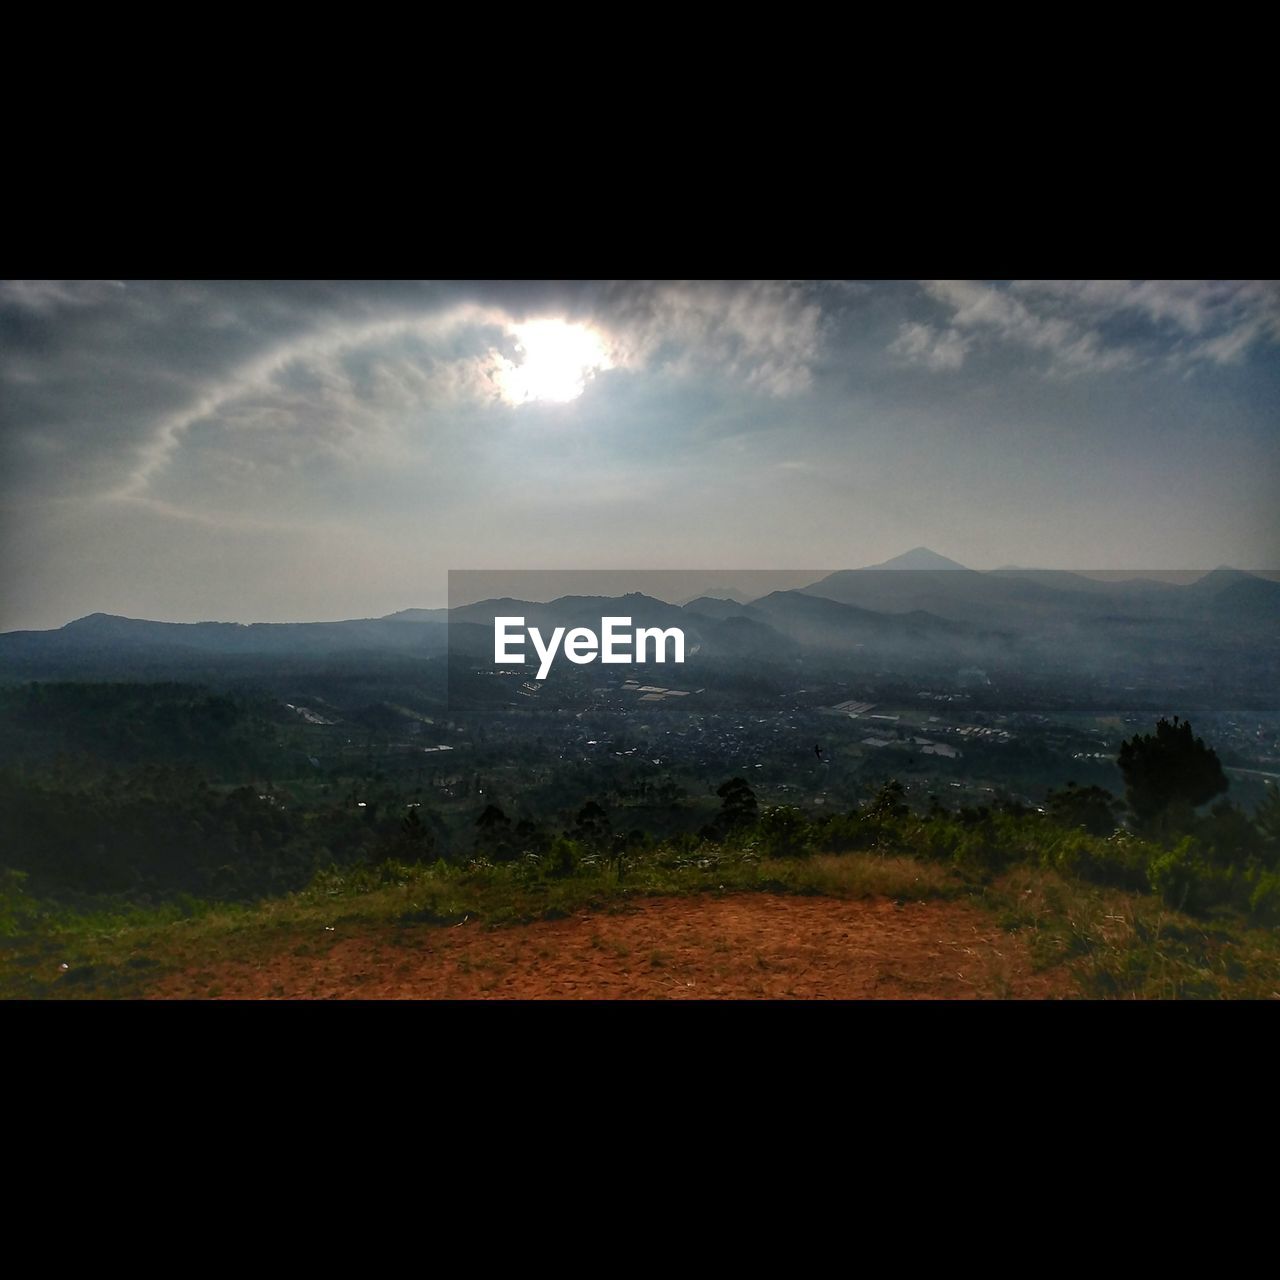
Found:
<box><xmin>2</xmin><ymin>279</ymin><xmax>1277</xmax><ymax>631</ymax></box>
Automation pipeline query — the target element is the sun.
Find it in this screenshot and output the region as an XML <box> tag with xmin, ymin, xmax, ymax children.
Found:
<box><xmin>494</xmin><ymin>319</ymin><xmax>612</xmax><ymax>406</ymax></box>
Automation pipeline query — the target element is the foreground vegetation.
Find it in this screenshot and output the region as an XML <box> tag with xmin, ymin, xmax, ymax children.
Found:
<box><xmin>4</xmin><ymin>811</ymin><xmax>1279</xmax><ymax>999</ymax></box>
<box><xmin>3</xmin><ymin>697</ymin><xmax>1279</xmax><ymax>999</ymax></box>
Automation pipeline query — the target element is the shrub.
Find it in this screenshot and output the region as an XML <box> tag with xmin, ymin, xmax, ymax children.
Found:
<box><xmin>1046</xmin><ymin>784</ymin><xmax>1119</xmax><ymax>837</ymax></box>
<box><xmin>912</xmin><ymin>815</ymin><xmax>964</xmax><ymax>863</ymax></box>
<box><xmin>757</xmin><ymin>806</ymin><xmax>814</xmax><ymax>859</ymax></box>
<box><xmin>1195</xmin><ymin>800</ymin><xmax>1265</xmax><ymax>869</ymax></box>
<box><xmin>1147</xmin><ymin>836</ymin><xmax>1231</xmax><ymax>915</ymax></box>
<box><xmin>0</xmin><ymin>868</ymin><xmax>37</xmax><ymax>938</ymax></box>
<box><xmin>545</xmin><ymin>837</ymin><xmax>581</xmax><ymax>879</ymax></box>
<box><xmin>814</xmin><ymin>812</ymin><xmax>876</xmax><ymax>853</ymax></box>
<box><xmin>1247</xmin><ymin>870</ymin><xmax>1280</xmax><ymax>924</ymax></box>
<box><xmin>1044</xmin><ymin>827</ymin><xmax>1152</xmax><ymax>891</ymax></box>
<box><xmin>863</xmin><ymin>779</ymin><xmax>908</xmax><ymax>821</ymax></box>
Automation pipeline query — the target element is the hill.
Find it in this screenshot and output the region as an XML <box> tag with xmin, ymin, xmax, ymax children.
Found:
<box><xmin>2</xmin><ymin>555</ymin><xmax>1276</xmax><ymax>691</ymax></box>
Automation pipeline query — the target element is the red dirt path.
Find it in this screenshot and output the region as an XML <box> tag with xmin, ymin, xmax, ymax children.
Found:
<box><xmin>148</xmin><ymin>893</ymin><xmax>1077</xmax><ymax>999</ymax></box>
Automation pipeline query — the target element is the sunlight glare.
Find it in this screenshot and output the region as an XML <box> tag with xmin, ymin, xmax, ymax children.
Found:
<box><xmin>494</xmin><ymin>319</ymin><xmax>612</xmax><ymax>405</ymax></box>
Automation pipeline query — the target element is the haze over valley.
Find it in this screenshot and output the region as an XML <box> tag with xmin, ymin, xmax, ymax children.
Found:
<box><xmin>3</xmin><ymin>281</ymin><xmax>1278</xmax><ymax>999</ymax></box>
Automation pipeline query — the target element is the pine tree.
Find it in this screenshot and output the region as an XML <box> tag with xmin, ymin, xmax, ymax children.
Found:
<box><xmin>1117</xmin><ymin>717</ymin><xmax>1228</xmax><ymax>827</ymax></box>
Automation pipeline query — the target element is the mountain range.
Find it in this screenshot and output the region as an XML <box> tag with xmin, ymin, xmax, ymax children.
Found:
<box><xmin>2</xmin><ymin>550</ymin><xmax>1276</xmax><ymax>681</ymax></box>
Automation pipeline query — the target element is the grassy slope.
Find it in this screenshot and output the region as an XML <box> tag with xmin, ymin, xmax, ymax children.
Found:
<box><xmin>4</xmin><ymin>848</ymin><xmax>1280</xmax><ymax>999</ymax></box>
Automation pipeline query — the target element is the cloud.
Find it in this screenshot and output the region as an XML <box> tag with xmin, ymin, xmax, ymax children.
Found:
<box><xmin>888</xmin><ymin>321</ymin><xmax>970</xmax><ymax>371</ymax></box>
<box><xmin>117</xmin><ymin>303</ymin><xmax>516</xmax><ymax>506</ymax></box>
<box><xmin>1</xmin><ymin>282</ymin><xmax>834</xmax><ymax>519</ymax></box>
<box><xmin>1</xmin><ymin>281</ymin><xmax>365</xmax><ymax>506</ymax></box>
<box><xmin>919</xmin><ymin>280</ymin><xmax>1136</xmax><ymax>375</ymax></box>
<box><xmin>592</xmin><ymin>280</ymin><xmax>828</xmax><ymax>396</ymax></box>
<box><xmin>1194</xmin><ymin>319</ymin><xmax>1266</xmax><ymax>365</ymax></box>
<box><xmin>0</xmin><ymin>280</ymin><xmax>125</xmax><ymax>313</ymax></box>
<box><xmin>897</xmin><ymin>278</ymin><xmax>1280</xmax><ymax>376</ymax></box>
<box><xmin>1010</xmin><ymin>279</ymin><xmax>1280</xmax><ymax>367</ymax></box>
<box><xmin>4</xmin><ymin>280</ymin><xmax>1278</xmax><ymax>630</ymax></box>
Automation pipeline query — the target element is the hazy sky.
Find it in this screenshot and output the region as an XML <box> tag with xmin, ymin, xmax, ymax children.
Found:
<box><xmin>2</xmin><ymin>279</ymin><xmax>1277</xmax><ymax>630</ymax></box>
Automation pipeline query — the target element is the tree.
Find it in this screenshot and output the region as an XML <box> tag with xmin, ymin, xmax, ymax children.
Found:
<box><xmin>513</xmin><ymin>817</ymin><xmax>549</xmax><ymax>857</ymax></box>
<box><xmin>475</xmin><ymin>802</ymin><xmax>513</xmax><ymax>860</ymax></box>
<box><xmin>1046</xmin><ymin>783</ymin><xmax>1118</xmax><ymax>836</ymax></box>
<box><xmin>713</xmin><ymin>778</ymin><xmax>758</xmax><ymax>837</ymax></box>
<box><xmin>476</xmin><ymin>803</ymin><xmax>510</xmax><ymax>834</ymax></box>
<box><xmin>1116</xmin><ymin>717</ymin><xmax>1227</xmax><ymax>829</ymax></box>
<box><xmin>573</xmin><ymin>801</ymin><xmax>611</xmax><ymax>852</ymax></box>
<box><xmin>863</xmin><ymin>778</ymin><xmax>908</xmax><ymax>821</ymax></box>
<box><xmin>371</xmin><ymin>805</ymin><xmax>436</xmax><ymax>865</ymax></box>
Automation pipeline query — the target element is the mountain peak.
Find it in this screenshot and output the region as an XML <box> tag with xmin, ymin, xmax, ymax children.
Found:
<box><xmin>381</xmin><ymin>607</ymin><xmax>449</xmax><ymax>622</ymax></box>
<box><xmin>863</xmin><ymin>547</ymin><xmax>968</xmax><ymax>571</ymax></box>
<box><xmin>1188</xmin><ymin>565</ymin><xmax>1250</xmax><ymax>592</ymax></box>
<box><xmin>62</xmin><ymin>612</ymin><xmax>129</xmax><ymax>629</ymax></box>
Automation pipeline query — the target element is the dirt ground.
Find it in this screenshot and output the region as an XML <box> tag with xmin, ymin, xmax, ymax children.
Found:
<box><xmin>147</xmin><ymin>893</ymin><xmax>1077</xmax><ymax>999</ymax></box>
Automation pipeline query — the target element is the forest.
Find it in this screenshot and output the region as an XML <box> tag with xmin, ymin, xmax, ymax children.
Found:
<box><xmin>2</xmin><ymin>683</ymin><xmax>1277</xmax><ymax>928</ymax></box>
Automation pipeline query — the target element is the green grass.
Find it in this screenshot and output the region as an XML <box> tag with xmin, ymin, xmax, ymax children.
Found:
<box><xmin>981</xmin><ymin>867</ymin><xmax>1280</xmax><ymax>999</ymax></box>
<box><xmin>3</xmin><ymin>845</ymin><xmax>1278</xmax><ymax>999</ymax></box>
<box><xmin>0</xmin><ymin>847</ymin><xmax>956</xmax><ymax>998</ymax></box>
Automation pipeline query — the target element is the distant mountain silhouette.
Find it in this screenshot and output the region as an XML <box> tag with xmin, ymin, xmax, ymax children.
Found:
<box><xmin>382</xmin><ymin>608</ymin><xmax>450</xmax><ymax>623</ymax></box>
<box><xmin>682</xmin><ymin>596</ymin><xmax>756</xmax><ymax>620</ymax></box>
<box><xmin>48</xmin><ymin>612</ymin><xmax>447</xmax><ymax>654</ymax></box>
<box><xmin>1193</xmin><ymin>571</ymin><xmax>1280</xmax><ymax>625</ymax></box>
<box><xmin>987</xmin><ymin>568</ymin><xmax>1181</xmax><ymax>595</ymax></box>
<box><xmin>861</xmin><ymin>547</ymin><xmax>969</xmax><ymax>571</ymax></box>
<box><xmin>675</xmin><ymin>585</ymin><xmax>753</xmax><ymax>606</ymax></box>
<box><xmin>1183</xmin><ymin>566</ymin><xmax>1258</xmax><ymax>597</ymax></box>
<box><xmin>446</xmin><ymin>592</ymin><xmax>793</xmax><ymax>663</ymax></box>
<box><xmin>794</xmin><ymin>553</ymin><xmax>1280</xmax><ymax>665</ymax></box>
<box><xmin>452</xmin><ymin>592</ymin><xmax>691</xmax><ymax>634</ymax></box>
<box><xmin>3</xmin><ymin>557</ymin><xmax>1275</xmax><ymax>683</ymax></box>
<box><xmin>0</xmin><ymin>611</ymin><xmax>450</xmax><ymax>679</ymax></box>
<box><xmin>747</xmin><ymin>589</ymin><xmax>974</xmax><ymax>656</ymax></box>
